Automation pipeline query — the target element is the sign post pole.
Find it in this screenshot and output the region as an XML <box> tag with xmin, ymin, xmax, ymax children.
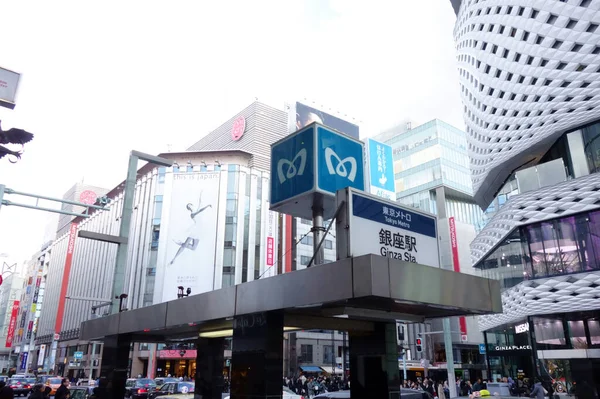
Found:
<box><xmin>311</xmin><ymin>196</ymin><xmax>325</xmax><ymax>266</ymax></box>
<box><xmin>443</xmin><ymin>318</ymin><xmax>458</xmax><ymax>398</ymax></box>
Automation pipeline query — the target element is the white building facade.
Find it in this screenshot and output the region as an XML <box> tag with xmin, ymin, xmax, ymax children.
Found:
<box><xmin>451</xmin><ymin>0</ymin><xmax>600</xmax><ymax>391</ymax></box>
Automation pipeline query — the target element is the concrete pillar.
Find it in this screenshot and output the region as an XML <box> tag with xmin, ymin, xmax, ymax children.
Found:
<box><xmin>99</xmin><ymin>334</ymin><xmax>131</xmax><ymax>399</ymax></box>
<box><xmin>195</xmin><ymin>337</ymin><xmax>226</xmax><ymax>399</ymax></box>
<box><xmin>349</xmin><ymin>322</ymin><xmax>401</xmax><ymax>399</ymax></box>
<box><xmin>231</xmin><ymin>311</ymin><xmax>284</xmax><ymax>399</ymax></box>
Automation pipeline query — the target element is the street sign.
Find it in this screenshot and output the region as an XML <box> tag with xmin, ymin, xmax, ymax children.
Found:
<box><xmin>74</xmin><ymin>351</ymin><xmax>83</xmax><ymax>359</ymax></box>
<box><xmin>270</xmin><ymin>123</ymin><xmax>365</xmax><ymax>219</ymax></box>
<box><xmin>366</xmin><ymin>138</ymin><xmax>395</xmax><ymax>200</ymax></box>
<box><xmin>0</xmin><ymin>66</ymin><xmax>20</xmax><ymax>110</ymax></box>
<box><xmin>337</xmin><ymin>188</ymin><xmax>439</xmax><ymax>267</ymax></box>
<box><xmin>479</xmin><ymin>343</ymin><xmax>486</xmax><ymax>354</ymax></box>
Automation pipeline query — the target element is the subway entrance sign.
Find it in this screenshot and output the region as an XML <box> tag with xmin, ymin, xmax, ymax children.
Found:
<box><xmin>270</xmin><ymin>123</ymin><xmax>364</xmax><ymax>219</ymax></box>
<box><xmin>336</xmin><ymin>188</ymin><xmax>439</xmax><ymax>267</ymax></box>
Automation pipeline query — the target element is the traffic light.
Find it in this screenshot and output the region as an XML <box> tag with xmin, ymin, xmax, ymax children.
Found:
<box><xmin>416</xmin><ymin>338</ymin><xmax>423</xmax><ymax>353</ymax></box>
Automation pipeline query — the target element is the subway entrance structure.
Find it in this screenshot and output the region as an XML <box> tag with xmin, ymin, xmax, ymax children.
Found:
<box><xmin>80</xmin><ymin>123</ymin><xmax>501</xmax><ymax>398</ymax></box>
<box><xmin>80</xmin><ymin>254</ymin><xmax>501</xmax><ymax>399</ymax></box>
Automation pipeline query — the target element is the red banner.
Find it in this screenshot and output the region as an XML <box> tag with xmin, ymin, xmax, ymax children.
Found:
<box><xmin>449</xmin><ymin>217</ymin><xmax>467</xmax><ymax>336</ymax></box>
<box><xmin>5</xmin><ymin>300</ymin><xmax>20</xmax><ymax>348</ymax></box>
<box><xmin>55</xmin><ymin>223</ymin><xmax>78</xmax><ymax>335</ymax></box>
<box><xmin>266</xmin><ymin>237</ymin><xmax>274</xmax><ymax>266</ymax></box>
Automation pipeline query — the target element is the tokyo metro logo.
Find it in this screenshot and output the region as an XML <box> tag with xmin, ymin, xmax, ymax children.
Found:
<box><xmin>277</xmin><ymin>148</ymin><xmax>307</xmax><ymax>183</ymax></box>
<box><xmin>324</xmin><ymin>147</ymin><xmax>357</xmax><ymax>182</ymax></box>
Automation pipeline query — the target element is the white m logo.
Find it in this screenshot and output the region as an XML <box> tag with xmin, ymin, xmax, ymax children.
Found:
<box><xmin>325</xmin><ymin>148</ymin><xmax>357</xmax><ymax>182</ymax></box>
<box><xmin>277</xmin><ymin>148</ymin><xmax>307</xmax><ymax>183</ymax></box>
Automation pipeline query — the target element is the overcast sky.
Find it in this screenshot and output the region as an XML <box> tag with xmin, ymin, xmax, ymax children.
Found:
<box><xmin>0</xmin><ymin>0</ymin><xmax>462</xmax><ymax>264</ymax></box>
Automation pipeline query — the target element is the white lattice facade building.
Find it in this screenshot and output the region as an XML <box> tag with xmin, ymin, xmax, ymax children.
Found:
<box><xmin>451</xmin><ymin>0</ymin><xmax>600</xmax><ymax>385</ymax></box>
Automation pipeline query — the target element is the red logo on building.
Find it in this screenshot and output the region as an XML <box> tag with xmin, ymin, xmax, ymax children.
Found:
<box><xmin>231</xmin><ymin>116</ymin><xmax>246</xmax><ymax>141</ymax></box>
<box><xmin>79</xmin><ymin>190</ymin><xmax>97</xmax><ymax>205</ymax></box>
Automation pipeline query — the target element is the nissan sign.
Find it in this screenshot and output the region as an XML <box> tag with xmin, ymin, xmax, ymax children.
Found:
<box><xmin>0</xmin><ymin>66</ymin><xmax>20</xmax><ymax>109</ymax></box>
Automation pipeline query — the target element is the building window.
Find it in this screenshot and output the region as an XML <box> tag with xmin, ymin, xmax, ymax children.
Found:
<box><xmin>300</xmin><ymin>256</ymin><xmax>311</xmax><ymax>266</ymax></box>
<box><xmin>323</xmin><ymin>345</ymin><xmax>334</xmax><ymax>364</ymax></box>
<box><xmin>300</xmin><ymin>345</ymin><xmax>313</xmax><ymax>362</ymax></box>
<box><xmin>324</xmin><ymin>239</ymin><xmax>333</xmax><ymax>250</ymax></box>
<box><xmin>301</xmin><ymin>236</ymin><xmax>314</xmax><ymax>246</ymax></box>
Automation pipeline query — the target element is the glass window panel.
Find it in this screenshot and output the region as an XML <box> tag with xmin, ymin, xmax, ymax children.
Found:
<box><xmin>541</xmin><ymin>222</ymin><xmax>563</xmax><ymax>276</ymax></box>
<box><xmin>587</xmin><ymin>210</ymin><xmax>600</xmax><ymax>270</ymax></box>
<box><xmin>534</xmin><ymin>317</ymin><xmax>567</xmax><ymax>349</ymax></box>
<box><xmin>567</xmin><ymin>320</ymin><xmax>588</xmax><ymax>349</ymax></box>
<box><xmin>567</xmin><ymin>130</ymin><xmax>590</xmax><ymax>178</ymax></box>
<box><xmin>526</xmin><ymin>224</ymin><xmax>547</xmax><ymax>277</ymax></box>
<box><xmin>587</xmin><ymin>319</ymin><xmax>600</xmax><ymax>345</ymax></box>
<box><xmin>556</xmin><ymin>217</ymin><xmax>582</xmax><ymax>274</ymax></box>
<box><xmin>582</xmin><ymin>121</ymin><xmax>600</xmax><ymax>173</ymax></box>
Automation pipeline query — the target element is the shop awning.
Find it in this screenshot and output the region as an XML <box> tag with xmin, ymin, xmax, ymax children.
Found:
<box><xmin>320</xmin><ymin>366</ymin><xmax>343</xmax><ymax>374</ymax></box>
<box><xmin>299</xmin><ymin>366</ymin><xmax>323</xmax><ymax>373</ymax></box>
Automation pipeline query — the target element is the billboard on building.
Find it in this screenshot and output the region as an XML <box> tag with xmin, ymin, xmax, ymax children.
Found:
<box><xmin>366</xmin><ymin>138</ymin><xmax>396</xmax><ymax>200</ymax></box>
<box><xmin>5</xmin><ymin>300</ymin><xmax>20</xmax><ymax>348</ymax></box>
<box><xmin>157</xmin><ymin>172</ymin><xmax>221</xmax><ymax>302</ymax></box>
<box><xmin>0</xmin><ymin>66</ymin><xmax>20</xmax><ymax>109</ymax></box>
<box><xmin>262</xmin><ymin>210</ymin><xmax>279</xmax><ymax>278</ymax></box>
<box><xmin>295</xmin><ymin>102</ymin><xmax>359</xmax><ymax>139</ymax></box>
<box><xmin>38</xmin><ymin>344</ymin><xmax>46</xmax><ymax>367</ymax></box>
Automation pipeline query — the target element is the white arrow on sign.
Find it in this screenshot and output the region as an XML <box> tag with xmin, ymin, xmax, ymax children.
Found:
<box><xmin>379</xmin><ymin>174</ymin><xmax>387</xmax><ymax>186</ymax></box>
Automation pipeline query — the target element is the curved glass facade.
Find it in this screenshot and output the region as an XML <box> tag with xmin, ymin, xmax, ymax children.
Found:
<box><xmin>476</xmin><ymin>209</ymin><xmax>600</xmax><ymax>289</ymax></box>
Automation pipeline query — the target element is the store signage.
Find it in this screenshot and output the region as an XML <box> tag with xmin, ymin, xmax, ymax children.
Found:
<box><xmin>231</xmin><ymin>116</ymin><xmax>246</xmax><ymax>141</ymax></box>
<box><xmin>38</xmin><ymin>344</ymin><xmax>47</xmax><ymax>366</ymax></box>
<box><xmin>20</xmin><ymin>352</ymin><xmax>28</xmax><ymax>371</ymax></box>
<box><xmin>0</xmin><ymin>66</ymin><xmax>20</xmax><ymax>109</ymax></box>
<box><xmin>74</xmin><ymin>351</ymin><xmax>83</xmax><ymax>359</ymax></box>
<box><xmin>5</xmin><ymin>300</ymin><xmax>20</xmax><ymax>348</ymax></box>
<box><xmin>339</xmin><ymin>189</ymin><xmax>439</xmax><ymax>266</ymax></box>
<box><xmin>270</xmin><ymin>123</ymin><xmax>364</xmax><ymax>220</ymax></box>
<box><xmin>515</xmin><ymin>322</ymin><xmax>529</xmax><ymax>334</ymax></box>
<box><xmin>366</xmin><ymin>138</ymin><xmax>395</xmax><ymax>200</ymax></box>
<box><xmin>493</xmin><ymin>345</ymin><xmax>531</xmax><ymax>351</ymax></box>
<box><xmin>479</xmin><ymin>344</ymin><xmax>486</xmax><ymax>354</ymax></box>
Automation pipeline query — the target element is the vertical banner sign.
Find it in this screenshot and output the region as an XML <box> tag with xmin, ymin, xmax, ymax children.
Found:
<box><xmin>38</xmin><ymin>344</ymin><xmax>47</xmax><ymax>367</ymax></box>
<box><xmin>5</xmin><ymin>300</ymin><xmax>20</xmax><ymax>347</ymax></box>
<box><xmin>367</xmin><ymin>138</ymin><xmax>396</xmax><ymax>200</ymax></box>
<box><xmin>20</xmin><ymin>352</ymin><xmax>28</xmax><ymax>370</ymax></box>
<box><xmin>55</xmin><ymin>223</ymin><xmax>78</xmax><ymax>334</ymax></box>
<box><xmin>449</xmin><ymin>217</ymin><xmax>467</xmax><ymax>337</ymax></box>
<box><xmin>263</xmin><ymin>210</ymin><xmax>278</xmax><ymax>278</ymax></box>
<box><xmin>157</xmin><ymin>172</ymin><xmax>220</xmax><ymax>302</ymax></box>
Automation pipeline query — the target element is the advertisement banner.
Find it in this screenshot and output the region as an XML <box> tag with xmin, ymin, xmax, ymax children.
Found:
<box><xmin>367</xmin><ymin>138</ymin><xmax>396</xmax><ymax>200</ymax></box>
<box><xmin>38</xmin><ymin>344</ymin><xmax>46</xmax><ymax>367</ymax></box>
<box><xmin>55</xmin><ymin>223</ymin><xmax>78</xmax><ymax>334</ymax></box>
<box><xmin>20</xmin><ymin>352</ymin><xmax>28</xmax><ymax>371</ymax></box>
<box><xmin>449</xmin><ymin>217</ymin><xmax>467</xmax><ymax>336</ymax></box>
<box><xmin>262</xmin><ymin>210</ymin><xmax>279</xmax><ymax>278</ymax></box>
<box><xmin>5</xmin><ymin>300</ymin><xmax>20</xmax><ymax>348</ymax></box>
<box><xmin>0</xmin><ymin>66</ymin><xmax>20</xmax><ymax>109</ymax></box>
<box><xmin>349</xmin><ymin>191</ymin><xmax>439</xmax><ymax>267</ymax></box>
<box><xmin>158</xmin><ymin>172</ymin><xmax>220</xmax><ymax>302</ymax></box>
<box><xmin>295</xmin><ymin>102</ymin><xmax>359</xmax><ymax>139</ymax></box>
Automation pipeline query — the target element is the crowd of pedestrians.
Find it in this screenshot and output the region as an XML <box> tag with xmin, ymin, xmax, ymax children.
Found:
<box><xmin>284</xmin><ymin>375</ymin><xmax>349</xmax><ymax>398</ymax></box>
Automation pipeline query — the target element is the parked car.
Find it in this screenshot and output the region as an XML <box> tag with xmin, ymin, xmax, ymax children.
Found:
<box><xmin>125</xmin><ymin>378</ymin><xmax>157</xmax><ymax>399</ymax></box>
<box><xmin>6</xmin><ymin>377</ymin><xmax>32</xmax><ymax>396</ymax></box>
<box><xmin>45</xmin><ymin>377</ymin><xmax>67</xmax><ymax>395</ymax></box>
<box><xmin>69</xmin><ymin>385</ymin><xmax>96</xmax><ymax>399</ymax></box>
<box><xmin>224</xmin><ymin>386</ymin><xmax>303</xmax><ymax>399</ymax></box>
<box><xmin>76</xmin><ymin>378</ymin><xmax>96</xmax><ymax>386</ymax></box>
<box><xmin>149</xmin><ymin>382</ymin><xmax>194</xmax><ymax>399</ymax></box>
<box><xmin>154</xmin><ymin>378</ymin><xmax>178</xmax><ymax>386</ymax></box>
<box><xmin>36</xmin><ymin>375</ymin><xmax>53</xmax><ymax>384</ymax></box>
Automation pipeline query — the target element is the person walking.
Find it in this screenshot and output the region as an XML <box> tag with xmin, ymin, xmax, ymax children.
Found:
<box><xmin>530</xmin><ymin>379</ymin><xmax>545</xmax><ymax>399</ymax></box>
<box><xmin>55</xmin><ymin>379</ymin><xmax>71</xmax><ymax>399</ymax></box>
<box><xmin>29</xmin><ymin>385</ymin><xmax>44</xmax><ymax>399</ymax></box>
<box><xmin>0</xmin><ymin>382</ymin><xmax>14</xmax><ymax>399</ymax></box>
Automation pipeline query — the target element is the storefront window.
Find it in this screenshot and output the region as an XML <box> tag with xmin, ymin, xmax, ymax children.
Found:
<box><xmin>588</xmin><ymin>319</ymin><xmax>600</xmax><ymax>346</ymax></box>
<box><xmin>587</xmin><ymin>210</ymin><xmax>600</xmax><ymax>270</ymax></box>
<box><xmin>541</xmin><ymin>222</ymin><xmax>562</xmax><ymax>275</ymax></box>
<box><xmin>567</xmin><ymin>320</ymin><xmax>587</xmax><ymax>349</ymax></box>
<box><xmin>526</xmin><ymin>225</ymin><xmax>547</xmax><ymax>277</ymax></box>
<box><xmin>533</xmin><ymin>317</ymin><xmax>567</xmax><ymax>350</ymax></box>
<box><xmin>556</xmin><ymin>217</ymin><xmax>582</xmax><ymax>274</ymax></box>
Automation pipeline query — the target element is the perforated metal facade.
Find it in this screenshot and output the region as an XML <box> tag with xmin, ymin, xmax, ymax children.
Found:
<box><xmin>452</xmin><ymin>0</ymin><xmax>600</xmax><ymax>208</ymax></box>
